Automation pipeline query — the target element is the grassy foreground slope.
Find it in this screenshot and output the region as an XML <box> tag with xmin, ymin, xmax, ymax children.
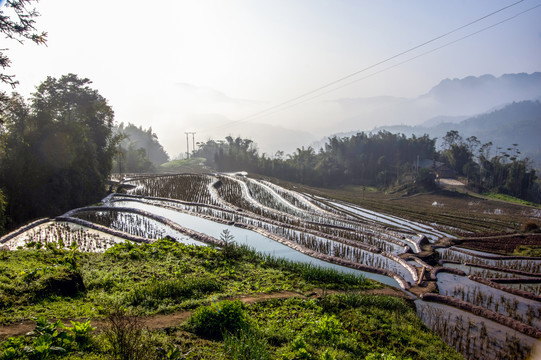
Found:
<box><xmin>0</xmin><ymin>239</ymin><xmax>462</xmax><ymax>359</ymax></box>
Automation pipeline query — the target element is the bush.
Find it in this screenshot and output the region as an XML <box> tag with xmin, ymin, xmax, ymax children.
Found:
<box><xmin>0</xmin><ymin>317</ymin><xmax>95</xmax><ymax>360</ymax></box>
<box><xmin>102</xmin><ymin>309</ymin><xmax>150</xmax><ymax>360</ymax></box>
<box><xmin>188</xmin><ymin>300</ymin><xmax>249</xmax><ymax>339</ymax></box>
<box><xmin>38</xmin><ymin>268</ymin><xmax>86</xmax><ymax>298</ymax></box>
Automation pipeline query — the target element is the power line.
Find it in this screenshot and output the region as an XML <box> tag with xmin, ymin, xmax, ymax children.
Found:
<box><xmin>240</xmin><ymin>2</ymin><xmax>541</xmax><ymax>123</ymax></box>
<box><xmin>203</xmin><ymin>0</ymin><xmax>531</xmax><ymax>132</ymax></box>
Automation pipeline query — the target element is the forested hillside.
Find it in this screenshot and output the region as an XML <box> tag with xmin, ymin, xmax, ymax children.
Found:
<box><xmin>194</xmin><ymin>131</ymin><xmax>540</xmax><ymax>203</ymax></box>
<box><xmin>364</xmin><ymin>100</ymin><xmax>541</xmax><ymax>170</ymax></box>
<box><xmin>113</xmin><ymin>123</ymin><xmax>169</xmax><ymax>173</ymax></box>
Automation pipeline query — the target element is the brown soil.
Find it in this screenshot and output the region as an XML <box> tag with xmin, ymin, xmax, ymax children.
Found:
<box><xmin>0</xmin><ymin>288</ymin><xmax>408</xmax><ymax>340</ymax></box>
<box><xmin>455</xmin><ymin>233</ymin><xmax>541</xmax><ymax>255</ymax></box>
<box><xmin>286</xmin><ymin>181</ymin><xmax>540</xmax><ymax>234</ymax></box>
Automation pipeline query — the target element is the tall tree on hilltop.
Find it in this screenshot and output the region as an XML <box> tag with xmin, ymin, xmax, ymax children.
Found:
<box><xmin>0</xmin><ymin>0</ymin><xmax>46</xmax><ymax>231</ymax></box>
<box><xmin>0</xmin><ymin>74</ymin><xmax>118</xmax><ymax>229</ymax></box>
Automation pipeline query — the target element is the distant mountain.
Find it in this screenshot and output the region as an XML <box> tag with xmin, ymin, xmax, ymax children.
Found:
<box><xmin>359</xmin><ymin>101</ymin><xmax>541</xmax><ymax>170</ymax></box>
<box><xmin>310</xmin><ymin>73</ymin><xmax>541</xmax><ymax>169</ymax></box>
<box><xmin>423</xmin><ymin>73</ymin><xmax>541</xmax><ymax>112</ymax></box>
<box><xmin>332</xmin><ymin>72</ymin><xmax>541</xmax><ymax>132</ymax></box>
<box><xmin>420</xmin><ymin>115</ymin><xmax>468</xmax><ymax>127</ymax></box>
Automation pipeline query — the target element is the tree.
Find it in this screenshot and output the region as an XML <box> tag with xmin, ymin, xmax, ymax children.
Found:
<box><xmin>114</xmin><ymin>123</ymin><xmax>169</xmax><ymax>166</ymax></box>
<box><xmin>0</xmin><ymin>74</ymin><xmax>117</xmax><ymax>229</ymax></box>
<box><xmin>441</xmin><ymin>130</ymin><xmax>473</xmax><ymax>176</ymax></box>
<box><xmin>0</xmin><ymin>188</ymin><xmax>6</xmax><ymax>233</ymax></box>
<box><xmin>0</xmin><ymin>0</ymin><xmax>46</xmax><ymax>101</ymax></box>
<box><xmin>114</xmin><ymin>143</ymin><xmax>155</xmax><ymax>173</ymax></box>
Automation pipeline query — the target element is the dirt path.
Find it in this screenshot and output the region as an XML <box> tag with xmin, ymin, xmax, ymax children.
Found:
<box><xmin>0</xmin><ymin>288</ymin><xmax>406</xmax><ymax>340</ymax></box>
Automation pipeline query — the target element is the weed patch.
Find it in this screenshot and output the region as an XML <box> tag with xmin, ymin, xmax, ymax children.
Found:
<box><xmin>188</xmin><ymin>300</ymin><xmax>249</xmax><ymax>339</ymax></box>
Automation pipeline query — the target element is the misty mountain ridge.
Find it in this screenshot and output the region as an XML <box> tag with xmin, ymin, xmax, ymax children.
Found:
<box><xmin>194</xmin><ymin>72</ymin><xmax>540</xmax><ymax>162</ymax></box>
<box><xmin>333</xmin><ymin>72</ymin><xmax>541</xmax><ymax>132</ymax></box>
<box><xmin>307</xmin><ymin>72</ymin><xmax>541</xmax><ymax>165</ymax></box>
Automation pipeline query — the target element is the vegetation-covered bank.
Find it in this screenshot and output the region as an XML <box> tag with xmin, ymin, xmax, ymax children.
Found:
<box><xmin>0</xmin><ymin>239</ymin><xmax>462</xmax><ymax>359</ymax></box>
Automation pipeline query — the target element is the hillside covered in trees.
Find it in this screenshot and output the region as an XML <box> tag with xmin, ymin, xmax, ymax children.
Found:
<box><xmin>194</xmin><ymin>131</ymin><xmax>540</xmax><ymax>203</ymax></box>
<box><xmin>113</xmin><ymin>123</ymin><xmax>169</xmax><ymax>173</ymax></box>
<box><xmin>364</xmin><ymin>100</ymin><xmax>541</xmax><ymax>170</ymax></box>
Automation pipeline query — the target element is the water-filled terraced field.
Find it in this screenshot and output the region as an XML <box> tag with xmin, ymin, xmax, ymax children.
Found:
<box><xmin>1</xmin><ymin>172</ymin><xmax>540</xmax><ymax>359</ymax></box>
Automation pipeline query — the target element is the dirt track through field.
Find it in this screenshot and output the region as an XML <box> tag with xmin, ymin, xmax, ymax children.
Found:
<box><xmin>0</xmin><ymin>288</ymin><xmax>404</xmax><ymax>340</ymax></box>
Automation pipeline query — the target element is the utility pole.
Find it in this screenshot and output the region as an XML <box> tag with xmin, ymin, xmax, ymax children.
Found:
<box><xmin>185</xmin><ymin>131</ymin><xmax>196</xmax><ymax>158</ymax></box>
<box><xmin>185</xmin><ymin>132</ymin><xmax>190</xmax><ymax>158</ymax></box>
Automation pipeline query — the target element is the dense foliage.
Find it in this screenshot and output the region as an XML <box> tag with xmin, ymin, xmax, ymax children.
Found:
<box><xmin>195</xmin><ymin>130</ymin><xmax>539</xmax><ymax>202</ymax></box>
<box><xmin>439</xmin><ymin>130</ymin><xmax>539</xmax><ymax>201</ymax></box>
<box><xmin>113</xmin><ymin>123</ymin><xmax>169</xmax><ymax>173</ymax></box>
<box><xmin>195</xmin><ymin>132</ymin><xmax>436</xmax><ymax>188</ymax></box>
<box><xmin>0</xmin><ymin>74</ymin><xmax>118</xmax><ymax>231</ymax></box>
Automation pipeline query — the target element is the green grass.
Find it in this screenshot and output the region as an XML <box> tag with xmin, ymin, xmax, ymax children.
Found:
<box><xmin>481</xmin><ymin>192</ymin><xmax>540</xmax><ymax>207</ymax></box>
<box><xmin>0</xmin><ymin>239</ymin><xmax>376</xmax><ymax>324</ymax></box>
<box><xmin>1</xmin><ymin>295</ymin><xmax>464</xmax><ymax>360</ymax></box>
<box><xmin>0</xmin><ymin>239</ymin><xmax>464</xmax><ymax>359</ymax></box>
<box><xmin>514</xmin><ymin>245</ymin><xmax>541</xmax><ymax>257</ymax></box>
<box><xmin>174</xmin><ymin>295</ymin><xmax>463</xmax><ymax>360</ymax></box>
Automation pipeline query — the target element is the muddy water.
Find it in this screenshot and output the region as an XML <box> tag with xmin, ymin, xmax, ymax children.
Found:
<box><xmin>504</xmin><ymin>282</ymin><xmax>541</xmax><ymax>296</ymax></box>
<box><xmin>437</xmin><ymin>248</ymin><xmax>541</xmax><ymax>273</ymax></box>
<box><xmin>415</xmin><ymin>300</ymin><xmax>541</xmax><ymax>360</ymax></box>
<box><xmin>2</xmin><ymin>221</ymin><xmax>127</xmax><ymax>252</ymax></box>
<box><xmin>436</xmin><ymin>272</ymin><xmax>541</xmax><ymax>330</ymax></box>
<box><xmin>442</xmin><ymin>262</ymin><xmax>539</xmax><ymax>279</ymax></box>
<box><xmin>114</xmin><ymin>196</ymin><xmax>408</xmax><ymax>256</ymax></box>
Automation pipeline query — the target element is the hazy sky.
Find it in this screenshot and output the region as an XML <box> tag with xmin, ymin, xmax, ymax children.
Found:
<box><xmin>2</xmin><ymin>0</ymin><xmax>541</xmax><ymax>157</ymax></box>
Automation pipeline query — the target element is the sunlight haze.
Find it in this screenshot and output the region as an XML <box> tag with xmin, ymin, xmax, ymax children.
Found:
<box><xmin>4</xmin><ymin>0</ymin><xmax>541</xmax><ymax>156</ymax></box>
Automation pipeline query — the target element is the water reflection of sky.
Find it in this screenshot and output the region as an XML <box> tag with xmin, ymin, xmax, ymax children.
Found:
<box><xmin>108</xmin><ymin>200</ymin><xmax>400</xmax><ymax>288</ymax></box>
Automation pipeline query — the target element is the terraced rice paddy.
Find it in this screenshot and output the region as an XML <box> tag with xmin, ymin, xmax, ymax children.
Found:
<box><xmin>1</xmin><ymin>172</ymin><xmax>540</xmax><ymax>360</ymax></box>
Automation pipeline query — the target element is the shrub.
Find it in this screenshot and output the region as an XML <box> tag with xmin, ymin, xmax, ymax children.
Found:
<box><xmin>188</xmin><ymin>300</ymin><xmax>249</xmax><ymax>339</ymax></box>
<box><xmin>365</xmin><ymin>353</ymin><xmax>400</xmax><ymax>360</ymax></box>
<box><xmin>102</xmin><ymin>309</ymin><xmax>150</xmax><ymax>360</ymax></box>
<box><xmin>68</xmin><ymin>320</ymin><xmax>95</xmax><ymax>350</ymax></box>
<box><xmin>37</xmin><ymin>267</ymin><xmax>86</xmax><ymax>298</ymax></box>
<box><xmin>0</xmin><ymin>337</ymin><xmax>25</xmax><ymax>360</ymax></box>
<box><xmin>0</xmin><ymin>317</ymin><xmax>96</xmax><ymax>360</ymax></box>
<box><xmin>220</xmin><ymin>229</ymin><xmax>250</xmax><ymax>260</ymax></box>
